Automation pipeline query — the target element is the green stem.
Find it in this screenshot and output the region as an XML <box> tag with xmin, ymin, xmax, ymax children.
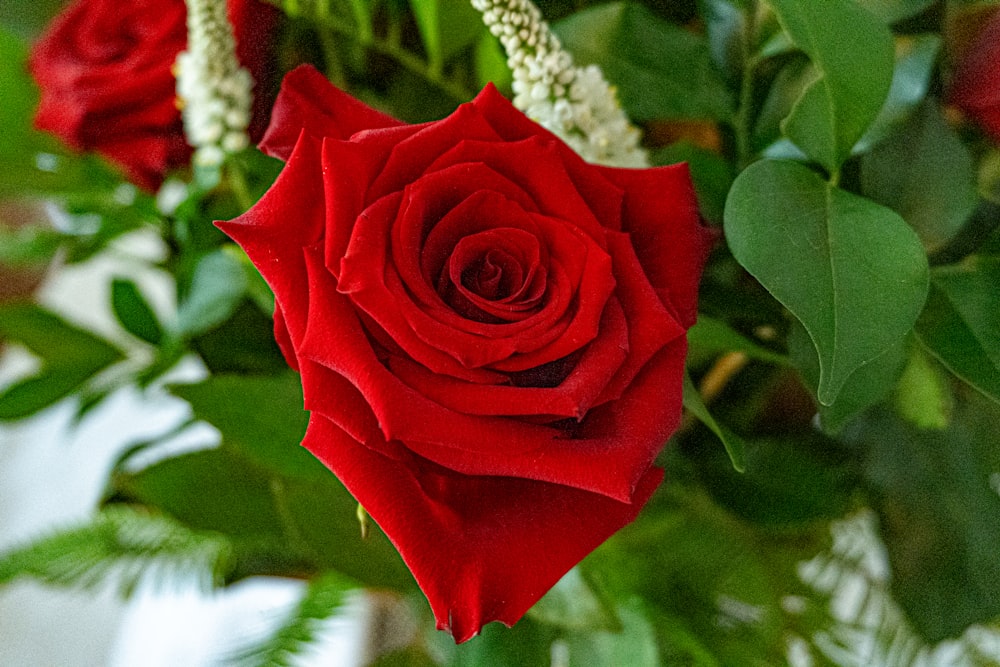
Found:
<box><xmin>226</xmin><ymin>160</ymin><xmax>255</xmax><ymax>212</ymax></box>
<box><xmin>269</xmin><ymin>0</ymin><xmax>474</xmax><ymax>105</ymax></box>
<box><xmin>736</xmin><ymin>0</ymin><xmax>759</xmax><ymax>170</ymax></box>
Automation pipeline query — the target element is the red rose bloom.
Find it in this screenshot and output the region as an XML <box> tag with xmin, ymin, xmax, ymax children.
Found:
<box><xmin>28</xmin><ymin>0</ymin><xmax>279</xmax><ymax>191</ymax></box>
<box><xmin>949</xmin><ymin>9</ymin><xmax>1000</xmax><ymax>142</ymax></box>
<box><xmin>218</xmin><ymin>65</ymin><xmax>712</xmax><ymax>642</ymax></box>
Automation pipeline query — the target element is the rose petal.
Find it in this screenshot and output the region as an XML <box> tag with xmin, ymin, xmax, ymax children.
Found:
<box><xmin>596</xmin><ymin>163</ymin><xmax>713</xmax><ymax>328</ymax></box>
<box><xmin>301</xmin><ymin>413</ymin><xmax>662</xmax><ymax>642</ymax></box>
<box><xmin>260</xmin><ymin>64</ymin><xmax>403</xmax><ymax>160</ymax></box>
<box><xmin>387</xmin><ymin>297</ymin><xmax>628</xmax><ymax>419</ymax></box>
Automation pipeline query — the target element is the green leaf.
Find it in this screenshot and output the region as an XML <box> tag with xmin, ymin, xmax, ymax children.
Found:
<box><xmin>683</xmin><ymin>372</ymin><xmax>747</xmax><ymax>472</ymax></box>
<box><xmin>109</xmin><ymin>448</ymin><xmax>291</xmax><ymax>543</ymax></box>
<box><xmin>111</xmin><ymin>278</ymin><xmax>164</xmax><ymax>345</ymax></box>
<box><xmin>559</xmin><ymin>599</ymin><xmax>661</xmax><ymax>667</ymax></box>
<box><xmin>474</xmin><ymin>32</ymin><xmax>511</xmax><ymax>92</ymax></box>
<box><xmin>855</xmin><ymin>0</ymin><xmax>936</xmax><ymax>24</ymax></box>
<box><xmin>527</xmin><ymin>567</ymin><xmax>620</xmax><ymax>632</ymax></box>
<box><xmin>767</xmin><ymin>0</ymin><xmax>894</xmax><ymax>172</ymax></box>
<box><xmin>724</xmin><ymin>159</ymin><xmax>929</xmax><ymax>405</ymax></box>
<box><xmin>862</xmin><ymin>100</ymin><xmax>976</xmax><ymax>253</ymax></box>
<box><xmin>687</xmin><ymin>315</ymin><xmax>788</xmax><ymax>366</ymax></box>
<box><xmin>169</xmin><ymin>374</ymin><xmax>323</xmax><ymax>481</ymax></box>
<box><xmin>854</xmin><ymin>35</ymin><xmax>941</xmax><ymax>154</ymax></box>
<box><xmin>915</xmin><ymin>259</ymin><xmax>1000</xmax><ymax>403</ymax></box>
<box><xmin>229</xmin><ymin>571</ymin><xmax>355</xmax><ymax>667</ymax></box>
<box><xmin>0</xmin><ymin>506</ymin><xmax>236</xmax><ymax>597</ymax></box>
<box><xmin>176</xmin><ymin>248</ymin><xmax>247</xmax><ymax>337</ymax></box>
<box><xmin>893</xmin><ymin>341</ymin><xmax>952</xmax><ymax>430</ymax></box>
<box><xmin>553</xmin><ymin>2</ymin><xmax>733</xmax><ymax>122</ymax></box>
<box><xmin>847</xmin><ymin>398</ymin><xmax>1000</xmax><ymax>641</ymax></box>
<box><xmin>409</xmin><ymin>0</ymin><xmax>483</xmax><ymax>72</ymax></box>
<box><xmin>788</xmin><ymin>319</ymin><xmax>908</xmax><ymax>433</ymax></box>
<box><xmin>0</xmin><ymin>304</ymin><xmax>123</xmax><ymax>419</ymax></box>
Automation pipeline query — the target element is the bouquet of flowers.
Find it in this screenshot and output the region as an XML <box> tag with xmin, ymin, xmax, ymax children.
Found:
<box><xmin>1</xmin><ymin>0</ymin><xmax>999</xmax><ymax>663</ymax></box>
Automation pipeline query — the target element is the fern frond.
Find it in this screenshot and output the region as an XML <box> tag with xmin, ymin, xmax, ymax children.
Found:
<box><xmin>229</xmin><ymin>571</ymin><xmax>355</xmax><ymax>667</ymax></box>
<box><xmin>0</xmin><ymin>505</ymin><xmax>235</xmax><ymax>597</ymax></box>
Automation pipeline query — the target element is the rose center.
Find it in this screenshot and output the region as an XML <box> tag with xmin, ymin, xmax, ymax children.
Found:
<box><xmin>438</xmin><ymin>228</ymin><xmax>547</xmax><ymax>322</ymax></box>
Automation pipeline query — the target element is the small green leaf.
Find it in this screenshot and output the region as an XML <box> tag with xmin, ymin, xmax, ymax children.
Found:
<box><xmin>683</xmin><ymin>371</ymin><xmax>747</xmax><ymax>472</ymax></box>
<box><xmin>915</xmin><ymin>259</ymin><xmax>1000</xmax><ymax>403</ymax></box>
<box><xmin>894</xmin><ymin>342</ymin><xmax>952</xmax><ymax>430</ymax></box>
<box><xmin>725</xmin><ymin>160</ymin><xmax>928</xmax><ymax>405</ymax></box>
<box><xmin>767</xmin><ymin>0</ymin><xmax>894</xmax><ymax>172</ymax></box>
<box><xmin>111</xmin><ymin>278</ymin><xmax>164</xmax><ymax>345</ymax></box>
<box><xmin>554</xmin><ymin>2</ymin><xmax>733</xmax><ymax>122</ymax></box>
<box><xmin>409</xmin><ymin>0</ymin><xmax>483</xmax><ymax>72</ymax></box>
<box><xmin>687</xmin><ymin>315</ymin><xmax>788</xmax><ymax>366</ymax></box>
<box><xmin>176</xmin><ymin>248</ymin><xmax>247</xmax><ymax>337</ymax></box>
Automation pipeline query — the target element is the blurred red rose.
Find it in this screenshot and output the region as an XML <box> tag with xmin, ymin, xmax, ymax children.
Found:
<box><xmin>28</xmin><ymin>0</ymin><xmax>279</xmax><ymax>191</ymax></box>
<box><xmin>218</xmin><ymin>65</ymin><xmax>712</xmax><ymax>642</ymax></box>
<box><xmin>949</xmin><ymin>8</ymin><xmax>1000</xmax><ymax>141</ymax></box>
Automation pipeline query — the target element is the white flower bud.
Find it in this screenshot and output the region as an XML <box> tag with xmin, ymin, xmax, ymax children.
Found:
<box><xmin>175</xmin><ymin>0</ymin><xmax>254</xmax><ymax>165</ymax></box>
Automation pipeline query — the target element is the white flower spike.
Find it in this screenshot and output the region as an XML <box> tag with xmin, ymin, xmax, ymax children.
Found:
<box><xmin>471</xmin><ymin>0</ymin><xmax>649</xmax><ymax>167</ymax></box>
<box><xmin>175</xmin><ymin>0</ymin><xmax>253</xmax><ymax>168</ymax></box>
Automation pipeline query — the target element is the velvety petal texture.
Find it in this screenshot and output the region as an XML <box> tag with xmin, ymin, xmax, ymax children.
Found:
<box><xmin>29</xmin><ymin>0</ymin><xmax>279</xmax><ymax>191</ymax></box>
<box><xmin>218</xmin><ymin>64</ymin><xmax>712</xmax><ymax>642</ymax></box>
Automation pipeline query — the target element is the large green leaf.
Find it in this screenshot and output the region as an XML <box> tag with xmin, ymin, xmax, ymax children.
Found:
<box><xmin>862</xmin><ymin>100</ymin><xmax>976</xmax><ymax>253</ymax></box>
<box><xmin>847</xmin><ymin>398</ymin><xmax>1000</xmax><ymax>641</ymax></box>
<box><xmin>0</xmin><ymin>304</ymin><xmax>123</xmax><ymax>419</ymax></box>
<box><xmin>553</xmin><ymin>2</ymin><xmax>733</xmax><ymax>122</ymax></box>
<box><xmin>169</xmin><ymin>373</ymin><xmax>323</xmax><ymax>481</ymax></box>
<box><xmin>724</xmin><ymin>159</ymin><xmax>928</xmax><ymax>405</ymax></box>
<box><xmin>767</xmin><ymin>0</ymin><xmax>894</xmax><ymax>172</ymax></box>
<box><xmin>915</xmin><ymin>259</ymin><xmax>1000</xmax><ymax>403</ymax></box>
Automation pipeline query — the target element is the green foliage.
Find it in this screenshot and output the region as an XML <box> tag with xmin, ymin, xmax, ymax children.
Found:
<box><xmin>0</xmin><ymin>506</ymin><xmax>236</xmax><ymax>596</ymax></box>
<box><xmin>229</xmin><ymin>571</ymin><xmax>356</xmax><ymax>667</ymax></box>
<box><xmin>0</xmin><ymin>304</ymin><xmax>124</xmax><ymax>419</ymax></box>
<box><xmin>725</xmin><ymin>159</ymin><xmax>929</xmax><ymax>405</ymax></box>
<box><xmin>766</xmin><ymin>0</ymin><xmax>895</xmax><ymax>173</ymax></box>
<box><xmin>846</xmin><ymin>395</ymin><xmax>1000</xmax><ymax>642</ymax></box>
<box><xmin>682</xmin><ymin>371</ymin><xmax>748</xmax><ymax>472</ymax></box>
<box><xmin>553</xmin><ymin>2</ymin><xmax>733</xmax><ymax>122</ymax></box>
<box><xmin>916</xmin><ymin>259</ymin><xmax>1000</xmax><ymax>404</ymax></box>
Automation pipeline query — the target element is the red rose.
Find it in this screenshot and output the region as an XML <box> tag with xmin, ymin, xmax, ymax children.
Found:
<box><xmin>28</xmin><ymin>0</ymin><xmax>279</xmax><ymax>191</ymax></box>
<box><xmin>218</xmin><ymin>65</ymin><xmax>712</xmax><ymax>641</ymax></box>
<box><xmin>949</xmin><ymin>9</ymin><xmax>1000</xmax><ymax>142</ymax></box>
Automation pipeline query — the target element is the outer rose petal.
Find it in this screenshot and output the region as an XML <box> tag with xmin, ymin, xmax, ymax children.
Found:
<box><xmin>260</xmin><ymin>65</ymin><xmax>403</xmax><ymax>160</ymax></box>
<box><xmin>301</xmin><ymin>413</ymin><xmax>663</xmax><ymax>643</ymax></box>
